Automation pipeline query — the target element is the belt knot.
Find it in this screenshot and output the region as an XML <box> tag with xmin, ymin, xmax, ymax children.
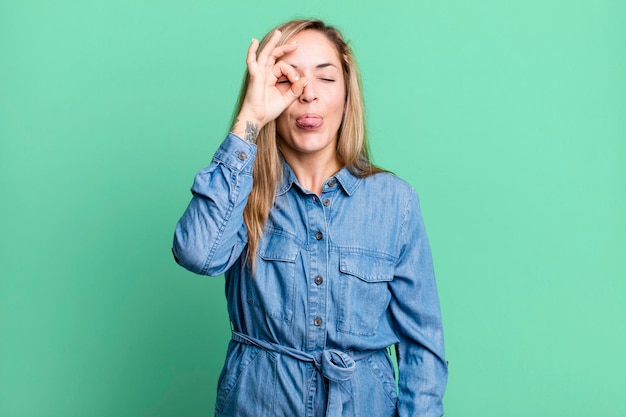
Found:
<box><xmin>231</xmin><ymin>331</ymin><xmax>375</xmax><ymax>417</ymax></box>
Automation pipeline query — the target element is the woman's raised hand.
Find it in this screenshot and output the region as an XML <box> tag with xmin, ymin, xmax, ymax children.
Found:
<box><xmin>232</xmin><ymin>30</ymin><xmax>307</xmax><ymax>143</ymax></box>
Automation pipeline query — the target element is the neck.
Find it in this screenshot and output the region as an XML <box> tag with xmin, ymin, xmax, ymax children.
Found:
<box><xmin>282</xmin><ymin>151</ymin><xmax>342</xmax><ymax>196</ymax></box>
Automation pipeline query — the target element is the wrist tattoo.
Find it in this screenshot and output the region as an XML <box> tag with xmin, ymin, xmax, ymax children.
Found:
<box><xmin>244</xmin><ymin>121</ymin><xmax>259</xmax><ymax>144</ymax></box>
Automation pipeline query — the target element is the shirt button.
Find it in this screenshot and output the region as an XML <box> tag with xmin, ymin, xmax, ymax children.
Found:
<box><xmin>314</xmin><ymin>317</ymin><xmax>323</xmax><ymax>326</ymax></box>
<box><xmin>314</xmin><ymin>275</ymin><xmax>323</xmax><ymax>285</ymax></box>
<box><xmin>237</xmin><ymin>152</ymin><xmax>247</xmax><ymax>160</ymax></box>
<box><xmin>327</xmin><ymin>179</ymin><xmax>336</xmax><ymax>187</ymax></box>
<box><xmin>315</xmin><ymin>231</ymin><xmax>323</xmax><ymax>240</ymax></box>
<box><xmin>322</xmin><ymin>198</ymin><xmax>331</xmax><ymax>207</ymax></box>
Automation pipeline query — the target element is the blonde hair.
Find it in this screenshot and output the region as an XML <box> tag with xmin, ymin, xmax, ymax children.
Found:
<box><xmin>233</xmin><ymin>19</ymin><xmax>385</xmax><ymax>267</ymax></box>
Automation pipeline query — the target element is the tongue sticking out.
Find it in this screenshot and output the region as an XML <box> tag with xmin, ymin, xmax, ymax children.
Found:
<box><xmin>296</xmin><ymin>114</ymin><xmax>323</xmax><ymax>130</ymax></box>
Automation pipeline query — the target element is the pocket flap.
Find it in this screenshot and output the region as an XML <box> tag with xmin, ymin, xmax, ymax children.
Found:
<box><xmin>339</xmin><ymin>250</ymin><xmax>394</xmax><ymax>282</ymax></box>
<box><xmin>258</xmin><ymin>231</ymin><xmax>300</xmax><ymax>262</ymax></box>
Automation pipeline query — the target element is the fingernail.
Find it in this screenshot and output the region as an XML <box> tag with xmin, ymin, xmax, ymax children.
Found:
<box><xmin>295</xmin><ymin>75</ymin><xmax>300</xmax><ymax>81</ymax></box>
<box><xmin>290</xmin><ymin>41</ymin><xmax>297</xmax><ymax>44</ymax></box>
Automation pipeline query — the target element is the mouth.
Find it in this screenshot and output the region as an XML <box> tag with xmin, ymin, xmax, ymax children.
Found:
<box><xmin>295</xmin><ymin>113</ymin><xmax>323</xmax><ymax>131</ymax></box>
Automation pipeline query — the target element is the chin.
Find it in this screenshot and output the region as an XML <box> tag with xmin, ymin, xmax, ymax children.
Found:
<box><xmin>295</xmin><ymin>137</ymin><xmax>333</xmax><ymax>152</ymax></box>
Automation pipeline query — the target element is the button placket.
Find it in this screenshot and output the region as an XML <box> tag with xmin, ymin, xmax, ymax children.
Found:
<box><xmin>305</xmin><ymin>191</ymin><xmax>329</xmax><ymax>349</ymax></box>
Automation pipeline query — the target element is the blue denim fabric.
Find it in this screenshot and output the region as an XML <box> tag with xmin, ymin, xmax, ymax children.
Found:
<box><xmin>173</xmin><ymin>133</ymin><xmax>448</xmax><ymax>417</ymax></box>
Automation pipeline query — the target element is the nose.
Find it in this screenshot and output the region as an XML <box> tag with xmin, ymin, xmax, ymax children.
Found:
<box><xmin>299</xmin><ymin>82</ymin><xmax>317</xmax><ymax>103</ymax></box>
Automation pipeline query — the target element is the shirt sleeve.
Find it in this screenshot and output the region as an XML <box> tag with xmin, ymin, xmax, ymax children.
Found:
<box><xmin>172</xmin><ymin>133</ymin><xmax>256</xmax><ymax>276</ymax></box>
<box><xmin>389</xmin><ymin>189</ymin><xmax>448</xmax><ymax>417</ymax></box>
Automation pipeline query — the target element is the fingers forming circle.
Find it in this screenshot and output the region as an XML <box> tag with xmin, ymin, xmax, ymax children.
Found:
<box><xmin>272</xmin><ymin>61</ymin><xmax>299</xmax><ymax>84</ymax></box>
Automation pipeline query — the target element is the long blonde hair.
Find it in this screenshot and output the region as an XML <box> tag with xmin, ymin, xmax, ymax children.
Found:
<box><xmin>232</xmin><ymin>19</ymin><xmax>385</xmax><ymax>266</ymax></box>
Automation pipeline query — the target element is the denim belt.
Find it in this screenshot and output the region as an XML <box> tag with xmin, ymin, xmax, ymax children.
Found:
<box><xmin>231</xmin><ymin>331</ymin><xmax>376</xmax><ymax>417</ymax></box>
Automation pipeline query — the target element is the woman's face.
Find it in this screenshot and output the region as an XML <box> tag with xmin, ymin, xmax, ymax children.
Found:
<box><xmin>275</xmin><ymin>30</ymin><xmax>346</xmax><ymax>162</ymax></box>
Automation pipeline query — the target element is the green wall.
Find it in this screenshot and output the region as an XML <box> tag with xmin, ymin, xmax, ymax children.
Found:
<box><xmin>1</xmin><ymin>0</ymin><xmax>624</xmax><ymax>416</ymax></box>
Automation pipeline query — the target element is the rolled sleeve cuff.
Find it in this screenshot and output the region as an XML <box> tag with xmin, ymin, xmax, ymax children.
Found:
<box><xmin>212</xmin><ymin>133</ymin><xmax>257</xmax><ymax>175</ymax></box>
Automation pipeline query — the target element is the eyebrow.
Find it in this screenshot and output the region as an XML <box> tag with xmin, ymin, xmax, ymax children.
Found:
<box><xmin>289</xmin><ymin>63</ymin><xmax>338</xmax><ymax>70</ymax></box>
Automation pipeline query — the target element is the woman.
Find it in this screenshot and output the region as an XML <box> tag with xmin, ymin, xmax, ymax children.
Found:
<box><xmin>173</xmin><ymin>19</ymin><xmax>447</xmax><ymax>417</ymax></box>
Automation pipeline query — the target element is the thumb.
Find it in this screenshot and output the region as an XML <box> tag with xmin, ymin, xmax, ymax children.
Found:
<box><xmin>285</xmin><ymin>76</ymin><xmax>308</xmax><ymax>102</ymax></box>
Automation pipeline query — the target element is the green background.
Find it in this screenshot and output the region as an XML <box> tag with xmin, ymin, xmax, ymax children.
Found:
<box><xmin>1</xmin><ymin>0</ymin><xmax>624</xmax><ymax>416</ymax></box>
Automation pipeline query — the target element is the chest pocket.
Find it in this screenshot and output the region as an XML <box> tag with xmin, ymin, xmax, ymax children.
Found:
<box><xmin>337</xmin><ymin>249</ymin><xmax>395</xmax><ymax>336</ymax></box>
<box><xmin>247</xmin><ymin>230</ymin><xmax>300</xmax><ymax>322</ymax></box>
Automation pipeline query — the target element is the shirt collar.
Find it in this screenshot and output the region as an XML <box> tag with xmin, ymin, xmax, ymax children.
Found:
<box><xmin>333</xmin><ymin>166</ymin><xmax>361</xmax><ymax>196</ymax></box>
<box><xmin>276</xmin><ymin>161</ymin><xmax>361</xmax><ymax>197</ymax></box>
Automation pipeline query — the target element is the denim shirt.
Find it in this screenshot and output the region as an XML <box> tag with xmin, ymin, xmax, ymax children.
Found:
<box><xmin>173</xmin><ymin>133</ymin><xmax>448</xmax><ymax>417</ymax></box>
